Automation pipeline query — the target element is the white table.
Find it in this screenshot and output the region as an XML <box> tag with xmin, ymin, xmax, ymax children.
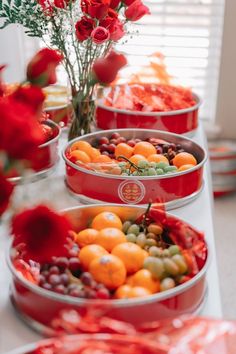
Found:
<box><xmin>0</xmin><ymin>127</ymin><xmax>222</xmax><ymax>353</ymax></box>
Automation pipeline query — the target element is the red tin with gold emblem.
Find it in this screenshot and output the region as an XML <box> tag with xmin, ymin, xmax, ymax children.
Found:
<box><xmin>62</xmin><ymin>129</ymin><xmax>207</xmax><ymax>209</ymax></box>
<box><xmin>8</xmin><ymin>205</ymin><xmax>209</xmax><ymax>336</ymax></box>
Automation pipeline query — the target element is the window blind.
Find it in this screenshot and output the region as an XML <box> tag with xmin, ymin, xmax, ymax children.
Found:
<box><xmin>116</xmin><ymin>0</ymin><xmax>225</xmax><ymax>121</ymax></box>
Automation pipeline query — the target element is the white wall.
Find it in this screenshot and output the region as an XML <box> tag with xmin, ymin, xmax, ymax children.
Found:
<box><xmin>0</xmin><ymin>23</ymin><xmax>38</xmax><ymax>83</ymax></box>
<box><xmin>216</xmin><ymin>0</ymin><xmax>236</xmax><ymax>139</ymax></box>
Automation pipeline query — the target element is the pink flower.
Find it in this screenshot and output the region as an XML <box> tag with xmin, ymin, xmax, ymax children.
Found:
<box><xmin>91</xmin><ymin>26</ymin><xmax>110</xmax><ymax>44</ymax></box>
<box><xmin>75</xmin><ymin>16</ymin><xmax>95</xmax><ymax>42</ymax></box>
<box><xmin>125</xmin><ymin>0</ymin><xmax>150</xmax><ymax>21</ymax></box>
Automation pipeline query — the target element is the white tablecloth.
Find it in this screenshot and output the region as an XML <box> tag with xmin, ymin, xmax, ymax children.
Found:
<box><xmin>0</xmin><ymin>128</ymin><xmax>222</xmax><ymax>353</ymax></box>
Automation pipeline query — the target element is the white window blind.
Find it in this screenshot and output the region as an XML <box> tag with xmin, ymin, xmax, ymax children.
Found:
<box><xmin>116</xmin><ymin>0</ymin><xmax>225</xmax><ymax>121</ymax></box>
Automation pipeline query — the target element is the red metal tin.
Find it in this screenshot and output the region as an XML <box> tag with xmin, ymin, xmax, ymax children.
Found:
<box><xmin>96</xmin><ymin>88</ymin><xmax>201</xmax><ymax>136</ymax></box>
<box><xmin>7</xmin><ymin>120</ymin><xmax>61</xmax><ymax>183</ymax></box>
<box><xmin>45</xmin><ymin>104</ymin><xmax>72</xmax><ymax>128</ymax></box>
<box><xmin>8</xmin><ymin>205</ymin><xmax>209</xmax><ymax>335</ymax></box>
<box><xmin>63</xmin><ymin>129</ymin><xmax>207</xmax><ymax>209</ymax></box>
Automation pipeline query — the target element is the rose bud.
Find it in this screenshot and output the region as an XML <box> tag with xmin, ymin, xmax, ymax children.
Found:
<box><xmin>125</xmin><ymin>0</ymin><xmax>150</xmax><ymax>21</ymax></box>
<box><xmin>91</xmin><ymin>26</ymin><xmax>110</xmax><ymax>44</ymax></box>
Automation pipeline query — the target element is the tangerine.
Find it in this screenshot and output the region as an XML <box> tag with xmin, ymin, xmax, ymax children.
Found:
<box><xmin>89</xmin><ymin>254</ymin><xmax>127</xmax><ymax>289</ymax></box>
<box><xmin>79</xmin><ymin>244</ymin><xmax>108</xmax><ymax>270</ymax></box>
<box><xmin>91</xmin><ymin>211</ymin><xmax>123</xmax><ymax>230</ymax></box>
<box><xmin>114</xmin><ymin>285</ymin><xmax>132</xmax><ymax>299</ymax></box>
<box><xmin>172</xmin><ymin>152</ymin><xmax>197</xmax><ymax>168</ymax></box>
<box><xmin>90</xmin><ymin>148</ymin><xmax>101</xmax><ymax>161</ymax></box>
<box><xmin>75</xmin><ymin>228</ymin><xmax>99</xmax><ymax>248</ymax></box>
<box><xmin>128</xmin><ymin>286</ymin><xmax>152</xmax><ymax>298</ymax></box>
<box><xmin>69</xmin><ymin>150</ymin><xmax>91</xmax><ymax>163</ymax></box>
<box><xmin>112</xmin><ymin>242</ymin><xmax>148</xmax><ymax>274</ymax></box>
<box><xmin>115</xmin><ymin>143</ymin><xmax>134</xmax><ymax>159</ymax></box>
<box><xmin>129</xmin><ymin>154</ymin><xmax>147</xmax><ymax>171</ymax></box>
<box><xmin>147</xmin><ymin>154</ymin><xmax>169</xmax><ymax>164</ymax></box>
<box><xmin>131</xmin><ymin>269</ymin><xmax>160</xmax><ymax>293</ymax></box>
<box><xmin>133</xmin><ymin>142</ymin><xmax>156</xmax><ymax>158</ymax></box>
<box><xmin>97</xmin><ymin>228</ymin><xmax>127</xmax><ymax>252</ymax></box>
<box><xmin>70</xmin><ymin>140</ymin><xmax>93</xmax><ymax>157</ymax></box>
<box><xmin>178</xmin><ymin>164</ymin><xmax>195</xmax><ymax>172</ymax></box>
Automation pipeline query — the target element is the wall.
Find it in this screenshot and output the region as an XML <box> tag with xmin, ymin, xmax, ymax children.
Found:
<box><xmin>215</xmin><ymin>0</ymin><xmax>236</xmax><ymax>139</ymax></box>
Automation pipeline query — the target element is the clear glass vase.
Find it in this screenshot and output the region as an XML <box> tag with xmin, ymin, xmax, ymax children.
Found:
<box><xmin>68</xmin><ymin>98</ymin><xmax>95</xmax><ymax>140</ymax></box>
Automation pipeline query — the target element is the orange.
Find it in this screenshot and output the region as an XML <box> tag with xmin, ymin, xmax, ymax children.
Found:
<box><xmin>97</xmin><ymin>228</ymin><xmax>127</xmax><ymax>252</ymax></box>
<box><xmin>91</xmin><ymin>211</ymin><xmax>123</xmax><ymax>230</ymax></box>
<box><xmin>93</xmin><ymin>155</ymin><xmax>112</xmax><ymax>164</ymax></box>
<box><xmin>178</xmin><ymin>164</ymin><xmax>195</xmax><ymax>172</ymax></box>
<box><xmin>75</xmin><ymin>228</ymin><xmax>99</xmax><ymax>248</ymax></box>
<box><xmin>70</xmin><ymin>141</ymin><xmax>93</xmax><ymax>158</ymax></box>
<box><xmin>128</xmin><ymin>286</ymin><xmax>152</xmax><ymax>298</ymax></box>
<box><xmin>115</xmin><ymin>143</ymin><xmax>134</xmax><ymax>159</ymax></box>
<box><xmin>90</xmin><ymin>148</ymin><xmax>101</xmax><ymax>161</ymax></box>
<box><xmin>131</xmin><ymin>269</ymin><xmax>160</xmax><ymax>293</ymax></box>
<box><xmin>89</xmin><ymin>254</ymin><xmax>126</xmax><ymax>289</ymax></box>
<box><xmin>172</xmin><ymin>152</ymin><xmax>197</xmax><ymax>168</ymax></box>
<box><xmin>79</xmin><ymin>244</ymin><xmax>108</xmax><ymax>270</ymax></box>
<box><xmin>112</xmin><ymin>242</ymin><xmax>148</xmax><ymax>274</ymax></box>
<box><xmin>133</xmin><ymin>142</ymin><xmax>156</xmax><ymax>158</ymax></box>
<box><xmin>147</xmin><ymin>154</ymin><xmax>169</xmax><ymax>164</ymax></box>
<box><xmin>129</xmin><ymin>154</ymin><xmax>147</xmax><ymax>172</ymax></box>
<box><xmin>114</xmin><ymin>285</ymin><xmax>132</xmax><ymax>299</ymax></box>
<box><xmin>69</xmin><ymin>150</ymin><xmax>91</xmax><ymax>163</ymax></box>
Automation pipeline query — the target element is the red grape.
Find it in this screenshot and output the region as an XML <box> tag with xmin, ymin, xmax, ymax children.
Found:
<box><xmin>98</xmin><ymin>137</ymin><xmax>109</xmax><ymax>145</ymax></box>
<box><xmin>110</xmin><ymin>133</ymin><xmax>120</xmax><ymax>139</ymax></box>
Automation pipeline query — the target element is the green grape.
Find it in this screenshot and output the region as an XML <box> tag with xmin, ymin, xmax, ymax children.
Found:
<box><xmin>172</xmin><ymin>254</ymin><xmax>188</xmax><ymax>274</ymax></box>
<box><xmin>168</xmin><ymin>245</ymin><xmax>180</xmax><ymax>256</ymax></box>
<box><xmin>164</xmin><ymin>166</ymin><xmax>178</xmax><ymax>173</ymax></box>
<box><xmin>126</xmin><ymin>234</ymin><xmax>137</xmax><ymax>243</ymax></box>
<box><xmin>127</xmin><ymin>224</ymin><xmax>140</xmax><ymax>236</ymax></box>
<box><xmin>149</xmin><ymin>162</ymin><xmax>157</xmax><ymax>168</ymax></box>
<box><xmin>138</xmin><ymin>160</ymin><xmax>149</xmax><ymax>169</ymax></box>
<box><xmin>118</xmin><ymin>162</ymin><xmax>126</xmax><ymax>168</ymax></box>
<box><xmin>143</xmin><ymin>257</ymin><xmax>165</xmax><ymax>280</ymax></box>
<box><xmin>156</xmin><ymin>162</ymin><xmax>169</xmax><ymax>170</ymax></box>
<box><xmin>122</xmin><ymin>220</ymin><xmax>132</xmax><ymax>233</ymax></box>
<box><xmin>163</xmin><ymin>258</ymin><xmax>179</xmax><ymax>276</ymax></box>
<box><xmin>147</xmin><ymin>168</ymin><xmax>157</xmax><ymax>176</ymax></box>
<box><xmin>160</xmin><ymin>278</ymin><xmax>175</xmax><ymax>291</ymax></box>
<box><xmin>132</xmin><ymin>171</ymin><xmax>138</xmax><ymax>176</ymax></box>
<box><xmin>156</xmin><ymin>168</ymin><xmax>165</xmax><ymax>175</ymax></box>
<box><xmin>136</xmin><ymin>233</ymin><xmax>147</xmax><ymax>248</ymax></box>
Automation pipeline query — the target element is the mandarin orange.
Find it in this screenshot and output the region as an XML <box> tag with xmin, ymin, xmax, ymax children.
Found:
<box><xmin>96</xmin><ymin>228</ymin><xmax>127</xmax><ymax>252</ymax></box>
<box><xmin>79</xmin><ymin>244</ymin><xmax>108</xmax><ymax>270</ymax></box>
<box><xmin>147</xmin><ymin>154</ymin><xmax>169</xmax><ymax>164</ymax></box>
<box><xmin>131</xmin><ymin>269</ymin><xmax>160</xmax><ymax>293</ymax></box>
<box><xmin>69</xmin><ymin>150</ymin><xmax>91</xmax><ymax>163</ymax></box>
<box><xmin>89</xmin><ymin>254</ymin><xmax>127</xmax><ymax>289</ymax></box>
<box><xmin>91</xmin><ymin>211</ymin><xmax>123</xmax><ymax>230</ymax></box>
<box><xmin>112</xmin><ymin>242</ymin><xmax>148</xmax><ymax>274</ymax></box>
<box><xmin>133</xmin><ymin>142</ymin><xmax>156</xmax><ymax>158</ymax></box>
<box><xmin>75</xmin><ymin>228</ymin><xmax>99</xmax><ymax>248</ymax></box>
<box><xmin>173</xmin><ymin>152</ymin><xmax>197</xmax><ymax>168</ymax></box>
<box><xmin>70</xmin><ymin>140</ymin><xmax>93</xmax><ymax>157</ymax></box>
<box><xmin>115</xmin><ymin>143</ymin><xmax>134</xmax><ymax>159</ymax></box>
<box><xmin>178</xmin><ymin>164</ymin><xmax>195</xmax><ymax>171</ymax></box>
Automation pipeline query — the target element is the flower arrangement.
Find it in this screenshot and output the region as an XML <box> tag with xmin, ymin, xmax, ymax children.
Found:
<box><xmin>0</xmin><ymin>0</ymin><xmax>150</xmax><ymax>138</ymax></box>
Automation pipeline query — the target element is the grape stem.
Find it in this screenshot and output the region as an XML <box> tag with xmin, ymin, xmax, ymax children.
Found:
<box><xmin>117</xmin><ymin>155</ymin><xmax>143</xmax><ymax>175</ymax></box>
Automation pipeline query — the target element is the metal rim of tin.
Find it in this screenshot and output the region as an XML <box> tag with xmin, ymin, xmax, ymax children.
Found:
<box><xmin>208</xmin><ymin>140</ymin><xmax>236</xmax><ymax>158</ymax></box>
<box><xmin>7</xmin><ymin>120</ymin><xmax>61</xmax><ymax>184</ymax></box>
<box><xmin>62</xmin><ymin>128</ymin><xmax>207</xmax><ymax>181</ymax></box>
<box><xmin>96</xmin><ymin>88</ymin><xmax>201</xmax><ymax>117</ymax></box>
<box><xmin>8</xmin><ymin>287</ymin><xmax>208</xmax><ymax>345</ymax></box>
<box><xmin>7</xmin><ymin>204</ymin><xmax>210</xmax><ymax>308</ymax></box>
<box><xmin>65</xmin><ymin>180</ymin><xmax>204</xmax><ymax>210</ymax></box>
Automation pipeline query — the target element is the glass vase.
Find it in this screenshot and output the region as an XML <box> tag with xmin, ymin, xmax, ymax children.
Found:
<box><xmin>68</xmin><ymin>98</ymin><xmax>95</xmax><ymax>140</ymax></box>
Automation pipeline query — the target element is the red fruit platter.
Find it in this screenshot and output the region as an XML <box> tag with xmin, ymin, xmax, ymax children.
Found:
<box><xmin>96</xmin><ymin>84</ymin><xmax>201</xmax><ymax>136</ymax></box>
<box><xmin>8</xmin><ymin>204</ymin><xmax>209</xmax><ymax>335</ymax></box>
<box><xmin>7</xmin><ymin>119</ymin><xmax>61</xmax><ymax>184</ymax></box>
<box><xmin>63</xmin><ymin>129</ymin><xmax>207</xmax><ymax>209</ymax></box>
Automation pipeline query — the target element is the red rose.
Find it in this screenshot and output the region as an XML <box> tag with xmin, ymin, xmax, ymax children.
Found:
<box><xmin>0</xmin><ymin>173</ymin><xmax>14</xmax><ymax>216</ymax></box>
<box><xmin>123</xmin><ymin>0</ymin><xmax>135</xmax><ymax>5</ymax></box>
<box><xmin>110</xmin><ymin>0</ymin><xmax>121</xmax><ymax>8</ymax></box>
<box><xmin>125</xmin><ymin>0</ymin><xmax>150</xmax><ymax>21</ymax></box>
<box><xmin>75</xmin><ymin>16</ymin><xmax>95</xmax><ymax>42</ymax></box>
<box><xmin>82</xmin><ymin>0</ymin><xmax>110</xmax><ymax>20</ymax></box>
<box><xmin>27</xmin><ymin>48</ymin><xmax>63</xmax><ymax>87</ymax></box>
<box><xmin>11</xmin><ymin>86</ymin><xmax>45</xmax><ymax>117</ymax></box>
<box><xmin>12</xmin><ymin>205</ymin><xmax>72</xmax><ymax>263</ymax></box>
<box><xmin>92</xmin><ymin>50</ymin><xmax>127</xmax><ymax>84</ymax></box>
<box><xmin>91</xmin><ymin>26</ymin><xmax>110</xmax><ymax>44</ymax></box>
<box><xmin>53</xmin><ymin>0</ymin><xmax>70</xmax><ymax>8</ymax></box>
<box><xmin>0</xmin><ymin>97</ymin><xmax>44</xmax><ymax>161</ymax></box>
<box><xmin>100</xmin><ymin>10</ymin><xmax>124</xmax><ymax>41</ymax></box>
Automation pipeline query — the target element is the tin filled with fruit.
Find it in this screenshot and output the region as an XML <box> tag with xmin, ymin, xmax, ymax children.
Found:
<box><xmin>63</xmin><ymin>129</ymin><xmax>207</xmax><ymax>209</ymax></box>
<box><xmin>8</xmin><ymin>204</ymin><xmax>209</xmax><ymax>335</ymax></box>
